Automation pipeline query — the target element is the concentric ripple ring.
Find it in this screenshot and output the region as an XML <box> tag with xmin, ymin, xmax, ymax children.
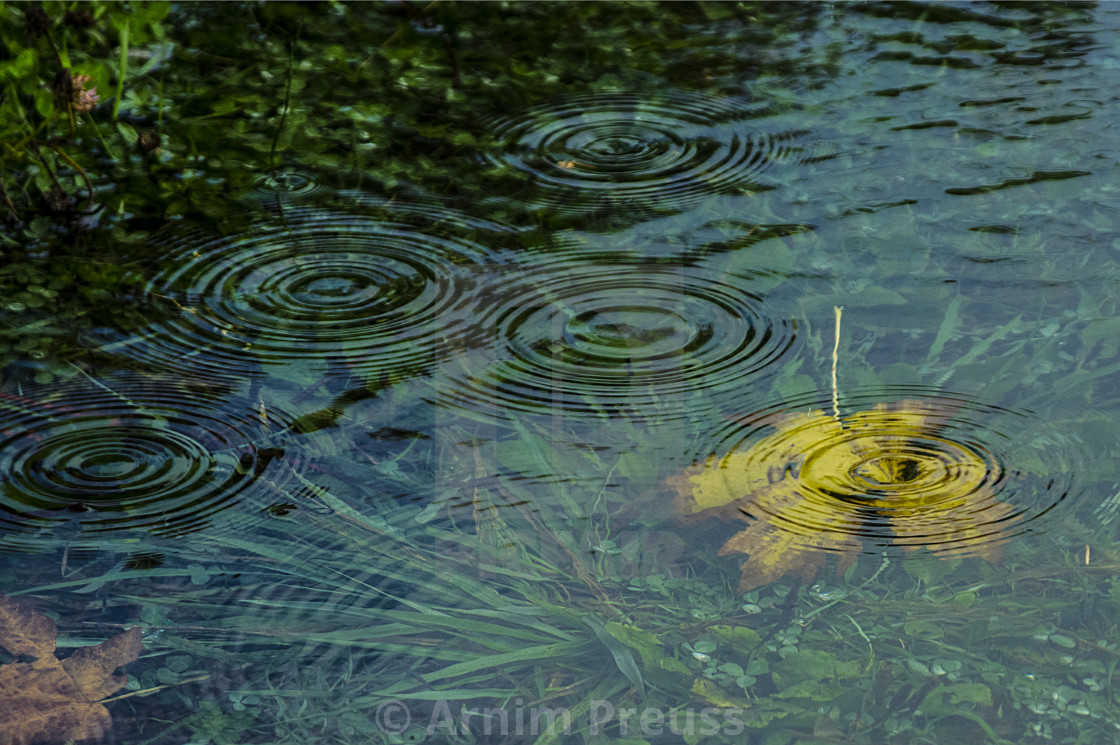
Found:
<box><xmin>0</xmin><ymin>377</ymin><xmax>299</xmax><ymax>551</ymax></box>
<box><xmin>438</xmin><ymin>263</ymin><xmax>795</xmax><ymax>422</ymax></box>
<box><xmin>682</xmin><ymin>388</ymin><xmax>1074</xmax><ymax>557</ymax></box>
<box><xmin>251</xmin><ymin>170</ymin><xmax>321</xmax><ymax>200</ymax></box>
<box><xmin>482</xmin><ymin>90</ymin><xmax>806</xmax><ymax>212</ymax></box>
<box><xmin>134</xmin><ymin>208</ymin><xmax>493</xmax><ymax>380</ymax></box>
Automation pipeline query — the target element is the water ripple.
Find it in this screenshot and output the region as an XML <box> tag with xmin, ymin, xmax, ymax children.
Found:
<box><xmin>132</xmin><ymin>207</ymin><xmax>498</xmax><ymax>381</ymax></box>
<box><xmin>680</xmin><ymin>387</ymin><xmax>1074</xmax><ymax>558</ymax></box>
<box><xmin>0</xmin><ymin>375</ymin><xmax>300</xmax><ymax>552</ymax></box>
<box><xmin>437</xmin><ymin>263</ymin><xmax>796</xmax><ymax>422</ymax></box>
<box><xmin>250</xmin><ymin>170</ymin><xmax>322</xmax><ymax>201</ymax></box>
<box><xmin>482</xmin><ymin>90</ymin><xmax>834</xmax><ymax>214</ymax></box>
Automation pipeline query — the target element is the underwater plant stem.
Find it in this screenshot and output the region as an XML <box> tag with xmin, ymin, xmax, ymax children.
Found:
<box><xmin>269</xmin><ymin>38</ymin><xmax>296</xmax><ymax>179</ymax></box>
<box><xmin>832</xmin><ymin>305</ymin><xmax>843</xmax><ymax>421</ymax></box>
<box><xmin>8</xmin><ymin>102</ymin><xmax>53</xmax><ymax>155</ymax></box>
<box><xmin>588</xmin><ymin>454</ymin><xmax>620</xmax><ymax>568</ymax></box>
<box><xmin>799</xmin><ymin>555</ymin><xmax>889</xmax><ymax>624</ymax></box>
<box><xmin>0</xmin><ymin>179</ymin><xmax>18</xmax><ymax>221</ymax></box>
<box><xmin>157</xmin><ymin>74</ymin><xmax>165</xmax><ymax>130</ymax></box>
<box><xmin>102</xmin><ymin>669</ymin><xmax>233</xmax><ymax>703</ymax></box>
<box><xmin>29</xmin><ymin>140</ymin><xmax>66</xmax><ymax>198</ymax></box>
<box><xmin>42</xmin><ymin>28</ymin><xmax>64</xmax><ymax>69</ymax></box>
<box><xmin>66</xmin><ymin>361</ymin><xmax>132</xmax><ymax>405</ymax></box>
<box><xmin>441</xmin><ymin>32</ymin><xmax>461</xmax><ymax>89</ymax></box>
<box><xmin>845</xmin><ymin>612</ymin><xmax>875</xmax><ymax>672</ymax></box>
<box><xmin>511</xmin><ymin>492</ymin><xmax>619</xmax><ymax>615</ymax></box>
<box><xmin>42</xmin><ymin>142</ymin><xmax>94</xmax><ymax>207</ymax></box>
<box><xmin>113</xmin><ymin>22</ymin><xmax>129</xmax><ymax>120</ymax></box>
<box><xmin>83</xmin><ymin>112</ymin><xmax>121</xmax><ymax>162</ymax></box>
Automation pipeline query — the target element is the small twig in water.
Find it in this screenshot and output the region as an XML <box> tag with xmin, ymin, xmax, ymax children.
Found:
<box><xmin>831</xmin><ymin>305</ymin><xmax>843</xmax><ymax>421</ymax></box>
<box><xmin>845</xmin><ymin>612</ymin><xmax>875</xmax><ymax>672</ymax></box>
<box><xmin>799</xmin><ymin>555</ymin><xmax>889</xmax><ymax>623</ymax></box>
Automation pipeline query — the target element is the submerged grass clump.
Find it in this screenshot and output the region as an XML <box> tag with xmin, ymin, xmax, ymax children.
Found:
<box><xmin>4</xmin><ymin>404</ymin><xmax>1120</xmax><ymax>745</ymax></box>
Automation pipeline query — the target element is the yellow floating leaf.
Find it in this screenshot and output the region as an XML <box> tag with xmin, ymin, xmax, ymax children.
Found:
<box><xmin>669</xmin><ymin>399</ymin><xmax>1021</xmax><ymax>591</ymax></box>
<box><xmin>715</xmin><ymin>481</ymin><xmax>859</xmax><ymax>593</ymax></box>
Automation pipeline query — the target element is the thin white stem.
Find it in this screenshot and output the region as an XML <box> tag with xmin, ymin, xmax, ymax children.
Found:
<box><xmin>831</xmin><ymin>305</ymin><xmax>843</xmax><ymax>421</ymax></box>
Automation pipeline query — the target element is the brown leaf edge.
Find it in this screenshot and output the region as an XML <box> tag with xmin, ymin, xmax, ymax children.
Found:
<box><xmin>0</xmin><ymin>593</ymin><xmax>142</xmax><ymax>745</ymax></box>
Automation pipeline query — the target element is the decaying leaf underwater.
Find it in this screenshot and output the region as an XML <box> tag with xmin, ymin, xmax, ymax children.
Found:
<box><xmin>0</xmin><ymin>593</ymin><xmax>142</xmax><ymax>745</ymax></box>
<box><xmin>669</xmin><ymin>399</ymin><xmax>1022</xmax><ymax>592</ymax></box>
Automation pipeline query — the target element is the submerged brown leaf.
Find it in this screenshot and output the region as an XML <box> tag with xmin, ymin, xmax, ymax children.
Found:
<box><xmin>0</xmin><ymin>593</ymin><xmax>142</xmax><ymax>745</ymax></box>
<box><xmin>670</xmin><ymin>400</ymin><xmax>1020</xmax><ymax>592</ymax></box>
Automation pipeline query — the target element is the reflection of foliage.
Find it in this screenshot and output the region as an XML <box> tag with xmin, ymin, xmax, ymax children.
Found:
<box><xmin>670</xmin><ymin>400</ymin><xmax>1019</xmax><ymax>592</ymax></box>
<box><xmin>0</xmin><ymin>2</ymin><xmax>175</xmax><ymax>381</ymax></box>
<box><xmin>1</xmin><ymin>2</ymin><xmax>837</xmax><ymax>232</ymax></box>
<box><xmin>0</xmin><ymin>254</ymin><xmax>156</xmax><ymax>384</ymax></box>
<box><xmin>0</xmin><ymin>592</ymin><xmax>142</xmax><ymax>745</ymax></box>
<box><xmin>0</xmin><ymin>1</ymin><xmax>833</xmax><ymax>379</ymax></box>
<box><xmin>0</xmin><ymin>3</ymin><xmax>170</xmax><ymax>230</ymax></box>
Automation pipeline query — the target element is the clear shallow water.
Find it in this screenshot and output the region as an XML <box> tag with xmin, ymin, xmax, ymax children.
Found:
<box><xmin>4</xmin><ymin>3</ymin><xmax>1120</xmax><ymax>744</ymax></box>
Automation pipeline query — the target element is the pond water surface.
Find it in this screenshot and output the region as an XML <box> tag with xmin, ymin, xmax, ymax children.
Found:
<box><xmin>4</xmin><ymin>3</ymin><xmax>1120</xmax><ymax>744</ymax></box>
